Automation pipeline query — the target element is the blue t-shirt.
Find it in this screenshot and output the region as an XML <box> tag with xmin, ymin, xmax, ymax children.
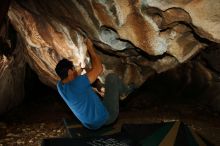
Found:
<box><xmin>57</xmin><ymin>75</ymin><xmax>109</xmax><ymax>130</ymax></box>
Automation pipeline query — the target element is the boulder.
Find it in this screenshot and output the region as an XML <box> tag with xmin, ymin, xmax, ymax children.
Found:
<box><xmin>8</xmin><ymin>0</ymin><xmax>218</xmax><ymax>87</ymax></box>
<box><xmin>0</xmin><ymin>36</ymin><xmax>26</xmax><ymax>115</ymax></box>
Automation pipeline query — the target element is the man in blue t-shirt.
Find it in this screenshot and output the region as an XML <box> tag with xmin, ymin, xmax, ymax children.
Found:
<box><xmin>55</xmin><ymin>38</ymin><xmax>133</xmax><ymax>130</ymax></box>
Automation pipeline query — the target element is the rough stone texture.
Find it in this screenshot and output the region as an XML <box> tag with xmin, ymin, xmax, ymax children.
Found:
<box><xmin>0</xmin><ymin>0</ymin><xmax>11</xmax><ymax>26</ymax></box>
<box><xmin>8</xmin><ymin>0</ymin><xmax>218</xmax><ymax>88</ymax></box>
<box><xmin>145</xmin><ymin>0</ymin><xmax>220</xmax><ymax>43</ymax></box>
<box><xmin>202</xmin><ymin>43</ymin><xmax>220</xmax><ymax>73</ymax></box>
<box><xmin>1</xmin><ymin>0</ymin><xmax>220</xmax><ymax>114</ymax></box>
<box><xmin>0</xmin><ymin>35</ymin><xmax>26</xmax><ymax>115</ymax></box>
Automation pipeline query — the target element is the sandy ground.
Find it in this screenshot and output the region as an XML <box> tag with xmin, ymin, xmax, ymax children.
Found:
<box><xmin>0</xmin><ymin>77</ymin><xmax>220</xmax><ymax>146</ymax></box>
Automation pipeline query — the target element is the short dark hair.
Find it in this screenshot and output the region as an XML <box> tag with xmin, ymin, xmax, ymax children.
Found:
<box><xmin>55</xmin><ymin>58</ymin><xmax>74</xmax><ymax>80</ymax></box>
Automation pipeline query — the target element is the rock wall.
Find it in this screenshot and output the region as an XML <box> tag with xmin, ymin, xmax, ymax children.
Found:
<box><xmin>0</xmin><ymin>35</ymin><xmax>26</xmax><ymax>115</ymax></box>
<box><xmin>1</xmin><ymin>0</ymin><xmax>220</xmax><ymax>113</ymax></box>
<box><xmin>8</xmin><ymin>0</ymin><xmax>219</xmax><ymax>87</ymax></box>
<box><xmin>0</xmin><ymin>0</ymin><xmax>11</xmax><ymax>26</ymax></box>
<box><xmin>0</xmin><ymin>0</ymin><xmax>26</xmax><ymax>115</ymax></box>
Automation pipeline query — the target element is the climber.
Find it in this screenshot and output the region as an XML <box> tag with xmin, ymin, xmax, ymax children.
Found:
<box><xmin>55</xmin><ymin>38</ymin><xmax>134</xmax><ymax>130</ymax></box>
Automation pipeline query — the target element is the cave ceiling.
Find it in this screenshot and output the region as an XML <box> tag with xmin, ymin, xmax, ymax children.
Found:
<box><xmin>5</xmin><ymin>0</ymin><xmax>220</xmax><ymax>87</ymax></box>
<box><xmin>1</xmin><ymin>0</ymin><xmax>220</xmax><ymax>114</ymax></box>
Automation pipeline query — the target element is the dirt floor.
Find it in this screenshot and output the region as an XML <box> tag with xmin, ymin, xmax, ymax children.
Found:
<box><xmin>0</xmin><ymin>76</ymin><xmax>220</xmax><ymax>146</ymax></box>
